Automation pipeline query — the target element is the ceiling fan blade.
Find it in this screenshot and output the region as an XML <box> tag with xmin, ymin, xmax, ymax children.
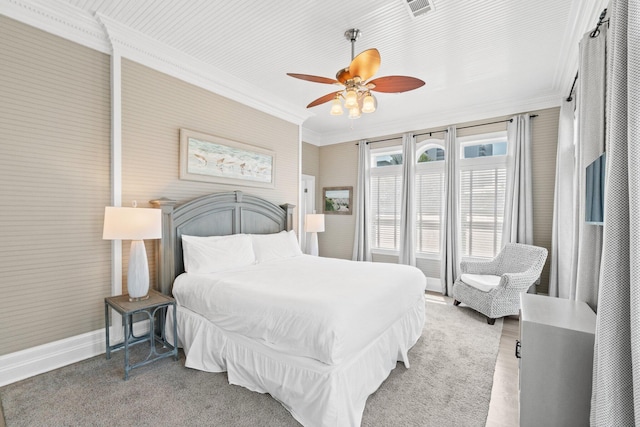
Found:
<box><xmin>349</xmin><ymin>48</ymin><xmax>381</xmax><ymax>81</ymax></box>
<box><xmin>307</xmin><ymin>92</ymin><xmax>339</xmax><ymax>108</ymax></box>
<box><xmin>287</xmin><ymin>73</ymin><xmax>341</xmax><ymax>85</ymax></box>
<box><xmin>368</xmin><ymin>76</ymin><xmax>425</xmax><ymax>93</ymax></box>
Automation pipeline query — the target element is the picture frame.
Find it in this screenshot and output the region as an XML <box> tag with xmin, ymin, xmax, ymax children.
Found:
<box><xmin>323</xmin><ymin>186</ymin><xmax>353</xmax><ymax>215</ymax></box>
<box><xmin>180</xmin><ymin>129</ymin><xmax>275</xmax><ymax>188</ymax></box>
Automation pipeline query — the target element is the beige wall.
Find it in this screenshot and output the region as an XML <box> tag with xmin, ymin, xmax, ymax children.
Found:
<box><xmin>311</xmin><ymin>107</ymin><xmax>559</xmax><ymax>294</ymax></box>
<box><xmin>529</xmin><ymin>108</ymin><xmax>560</xmax><ymax>293</ymax></box>
<box><xmin>0</xmin><ymin>19</ymin><xmax>300</xmax><ymax>356</ymax></box>
<box><xmin>121</xmin><ymin>59</ymin><xmax>300</xmax><ymax>293</ymax></box>
<box><xmin>302</xmin><ymin>142</ymin><xmax>320</xmax><ymax>178</ymax></box>
<box><xmin>317</xmin><ymin>142</ymin><xmax>359</xmax><ymax>259</ymax></box>
<box><xmin>0</xmin><ymin>17</ymin><xmax>111</xmax><ymax>355</ymax></box>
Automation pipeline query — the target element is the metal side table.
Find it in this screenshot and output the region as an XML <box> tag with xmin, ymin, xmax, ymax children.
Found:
<box><xmin>104</xmin><ymin>289</ymin><xmax>178</xmax><ymax>380</ymax></box>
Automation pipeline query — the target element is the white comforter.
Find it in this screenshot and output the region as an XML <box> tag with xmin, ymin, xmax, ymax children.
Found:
<box><xmin>172</xmin><ymin>255</ymin><xmax>426</xmax><ymax>365</ymax></box>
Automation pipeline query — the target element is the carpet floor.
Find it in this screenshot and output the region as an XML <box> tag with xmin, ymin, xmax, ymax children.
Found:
<box><xmin>0</xmin><ymin>295</ymin><xmax>503</xmax><ymax>427</ymax></box>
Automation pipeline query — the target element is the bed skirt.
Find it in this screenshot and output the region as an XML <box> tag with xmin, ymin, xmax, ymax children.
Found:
<box><xmin>166</xmin><ymin>296</ymin><xmax>425</xmax><ymax>427</ymax></box>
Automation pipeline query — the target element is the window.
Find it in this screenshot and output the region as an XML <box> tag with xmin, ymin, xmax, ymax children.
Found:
<box><xmin>368</xmin><ymin>131</ymin><xmax>508</xmax><ymax>261</ymax></box>
<box><xmin>462</xmin><ymin>141</ymin><xmax>507</xmax><ymax>159</ymax></box>
<box><xmin>415</xmin><ymin>141</ymin><xmax>445</xmax><ymax>255</ymax></box>
<box><xmin>458</xmin><ymin>132</ymin><xmax>508</xmax><ymax>259</ymax></box>
<box><xmin>370</xmin><ymin>141</ymin><xmax>445</xmax><ymax>255</ymax></box>
<box><xmin>370</xmin><ymin>147</ymin><xmax>402</xmax><ymax>250</ymax></box>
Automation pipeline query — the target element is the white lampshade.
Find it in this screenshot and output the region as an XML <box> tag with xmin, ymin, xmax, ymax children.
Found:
<box><xmin>344</xmin><ymin>89</ymin><xmax>358</xmax><ymax>109</ymax></box>
<box><xmin>103</xmin><ymin>207</ymin><xmax>162</xmax><ymax>241</ymax></box>
<box><xmin>305</xmin><ymin>214</ymin><xmax>325</xmax><ymax>256</ymax></box>
<box><xmin>304</xmin><ymin>214</ymin><xmax>325</xmax><ymax>233</ymax></box>
<box><xmin>362</xmin><ymin>93</ymin><xmax>376</xmax><ymax>113</ymax></box>
<box><xmin>348</xmin><ymin>107</ymin><xmax>362</xmax><ymax>120</ymax></box>
<box><xmin>103</xmin><ymin>206</ymin><xmax>162</xmax><ymax>301</ymax></box>
<box><xmin>330</xmin><ymin>97</ymin><xmax>344</xmax><ymax>115</ymax></box>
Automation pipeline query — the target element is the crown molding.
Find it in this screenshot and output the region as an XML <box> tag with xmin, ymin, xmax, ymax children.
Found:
<box><xmin>96</xmin><ymin>14</ymin><xmax>312</xmax><ymax>126</ymax></box>
<box><xmin>301</xmin><ymin>127</ymin><xmax>325</xmax><ymax>146</ymax></box>
<box><xmin>0</xmin><ymin>0</ymin><xmax>110</xmax><ymax>53</ymax></box>
<box><xmin>304</xmin><ymin>92</ymin><xmax>563</xmax><ymax>146</ymax></box>
<box><xmin>1</xmin><ymin>0</ymin><xmax>312</xmax><ymax>126</ymax></box>
<box><xmin>552</xmin><ymin>0</ymin><xmax>609</xmax><ymax>96</ymax></box>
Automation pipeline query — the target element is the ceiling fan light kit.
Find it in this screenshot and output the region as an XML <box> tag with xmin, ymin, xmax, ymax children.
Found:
<box><xmin>330</xmin><ymin>96</ymin><xmax>344</xmax><ymax>115</ymax></box>
<box><xmin>287</xmin><ymin>28</ymin><xmax>425</xmax><ymax>120</ymax></box>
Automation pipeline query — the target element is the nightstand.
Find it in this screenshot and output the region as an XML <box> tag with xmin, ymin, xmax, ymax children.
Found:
<box><xmin>104</xmin><ymin>289</ymin><xmax>178</xmax><ymax>380</ymax></box>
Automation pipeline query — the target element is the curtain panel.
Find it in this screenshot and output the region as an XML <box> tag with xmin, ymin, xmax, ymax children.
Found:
<box><xmin>352</xmin><ymin>140</ymin><xmax>372</xmax><ymax>262</ymax></box>
<box><xmin>571</xmin><ymin>21</ymin><xmax>608</xmax><ymax>310</ymax></box>
<box><xmin>549</xmin><ymin>98</ymin><xmax>577</xmax><ymax>299</ymax></box>
<box><xmin>440</xmin><ymin>126</ymin><xmax>459</xmax><ymax>296</ymax></box>
<box><xmin>591</xmin><ymin>0</ymin><xmax>640</xmax><ymax>424</ymax></box>
<box><xmin>503</xmin><ymin>114</ymin><xmax>534</xmax><ymax>246</ymax></box>
<box><xmin>399</xmin><ymin>133</ymin><xmax>416</xmax><ymax>266</ymax></box>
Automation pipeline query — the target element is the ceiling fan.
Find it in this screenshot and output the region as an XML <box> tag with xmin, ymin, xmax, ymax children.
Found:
<box><xmin>287</xmin><ymin>29</ymin><xmax>425</xmax><ymax>119</ymax></box>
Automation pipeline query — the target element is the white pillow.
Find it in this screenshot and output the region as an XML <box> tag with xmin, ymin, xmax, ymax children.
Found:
<box><xmin>181</xmin><ymin>234</ymin><xmax>255</xmax><ymax>274</ymax></box>
<box><xmin>251</xmin><ymin>230</ymin><xmax>303</xmax><ymax>263</ymax></box>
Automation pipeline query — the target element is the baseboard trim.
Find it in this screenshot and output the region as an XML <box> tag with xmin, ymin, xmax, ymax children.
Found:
<box><xmin>426</xmin><ymin>276</ymin><xmax>442</xmax><ymax>293</ymax></box>
<box><xmin>0</xmin><ymin>322</ymin><xmax>149</xmax><ymax>387</ymax></box>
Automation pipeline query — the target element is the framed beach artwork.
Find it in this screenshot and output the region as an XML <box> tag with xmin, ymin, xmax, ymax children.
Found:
<box><xmin>323</xmin><ymin>186</ymin><xmax>353</xmax><ymax>215</ymax></box>
<box><xmin>180</xmin><ymin>129</ymin><xmax>275</xmax><ymax>188</ymax></box>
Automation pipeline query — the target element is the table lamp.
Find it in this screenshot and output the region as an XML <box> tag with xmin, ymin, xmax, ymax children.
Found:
<box><xmin>304</xmin><ymin>213</ymin><xmax>325</xmax><ymax>256</ymax></box>
<box><xmin>103</xmin><ymin>205</ymin><xmax>162</xmax><ymax>301</ymax></box>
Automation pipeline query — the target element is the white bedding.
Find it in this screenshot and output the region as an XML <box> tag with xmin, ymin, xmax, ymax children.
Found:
<box><xmin>172</xmin><ymin>255</ymin><xmax>426</xmax><ymax>365</ymax></box>
<box><xmin>167</xmin><ymin>293</ymin><xmax>425</xmax><ymax>427</ymax></box>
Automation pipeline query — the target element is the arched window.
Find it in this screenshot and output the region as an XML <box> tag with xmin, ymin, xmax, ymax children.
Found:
<box><xmin>415</xmin><ymin>140</ymin><xmax>445</xmax><ymax>255</ymax></box>
<box><xmin>417</xmin><ymin>145</ymin><xmax>445</xmax><ymax>163</ymax></box>
<box><xmin>369</xmin><ymin>140</ymin><xmax>446</xmax><ymax>255</ymax></box>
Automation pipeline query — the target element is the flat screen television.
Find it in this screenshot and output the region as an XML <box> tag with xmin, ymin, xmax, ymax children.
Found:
<box><xmin>585</xmin><ymin>152</ymin><xmax>606</xmax><ymax>225</ymax></box>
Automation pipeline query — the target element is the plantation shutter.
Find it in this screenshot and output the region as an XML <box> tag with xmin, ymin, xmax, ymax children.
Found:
<box><xmin>415</xmin><ymin>168</ymin><xmax>444</xmax><ymax>254</ymax></box>
<box><xmin>371</xmin><ymin>169</ymin><xmax>402</xmax><ymax>250</ymax></box>
<box><xmin>459</xmin><ymin>167</ymin><xmax>506</xmax><ymax>258</ymax></box>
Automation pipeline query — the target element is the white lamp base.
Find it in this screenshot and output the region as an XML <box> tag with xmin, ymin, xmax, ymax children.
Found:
<box><xmin>128</xmin><ymin>240</ymin><xmax>150</xmax><ymax>301</ymax></box>
<box><xmin>309</xmin><ymin>232</ymin><xmax>319</xmax><ymax>256</ymax></box>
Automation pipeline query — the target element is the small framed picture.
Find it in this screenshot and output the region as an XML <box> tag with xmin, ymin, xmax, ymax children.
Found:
<box><xmin>323</xmin><ymin>186</ymin><xmax>353</xmax><ymax>215</ymax></box>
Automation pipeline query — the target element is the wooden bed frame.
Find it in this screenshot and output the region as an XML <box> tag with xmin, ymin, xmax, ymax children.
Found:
<box><xmin>150</xmin><ymin>191</ymin><xmax>295</xmax><ymax>295</ymax></box>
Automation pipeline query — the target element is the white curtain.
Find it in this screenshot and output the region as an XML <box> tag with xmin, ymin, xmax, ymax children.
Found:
<box><xmin>352</xmin><ymin>140</ymin><xmax>372</xmax><ymax>262</ymax></box>
<box><xmin>591</xmin><ymin>0</ymin><xmax>640</xmax><ymax>424</ymax></box>
<box><xmin>549</xmin><ymin>98</ymin><xmax>577</xmax><ymax>299</ymax></box>
<box><xmin>502</xmin><ymin>114</ymin><xmax>534</xmax><ymax>245</ymax></box>
<box><xmin>440</xmin><ymin>126</ymin><xmax>458</xmax><ymax>295</ymax></box>
<box><xmin>571</xmin><ymin>22</ymin><xmax>607</xmax><ymax>310</ymax></box>
<box><xmin>399</xmin><ymin>133</ymin><xmax>416</xmax><ymax>266</ymax></box>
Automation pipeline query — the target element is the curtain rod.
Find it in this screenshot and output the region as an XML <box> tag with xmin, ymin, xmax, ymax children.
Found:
<box><xmin>590</xmin><ymin>8</ymin><xmax>609</xmax><ymax>38</ymax></box>
<box><xmin>567</xmin><ymin>8</ymin><xmax>608</xmax><ymax>101</ymax></box>
<box><xmin>566</xmin><ymin>72</ymin><xmax>579</xmax><ymax>102</ymax></box>
<box><xmin>358</xmin><ymin>114</ymin><xmax>538</xmax><ymax>145</ymax></box>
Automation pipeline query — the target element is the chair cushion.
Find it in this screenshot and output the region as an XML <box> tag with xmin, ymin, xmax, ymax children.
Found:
<box><xmin>460</xmin><ymin>274</ymin><xmax>502</xmax><ymax>292</ymax></box>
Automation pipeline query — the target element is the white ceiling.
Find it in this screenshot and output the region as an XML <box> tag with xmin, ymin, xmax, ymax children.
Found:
<box><xmin>60</xmin><ymin>0</ymin><xmax>606</xmax><ymax>145</ymax></box>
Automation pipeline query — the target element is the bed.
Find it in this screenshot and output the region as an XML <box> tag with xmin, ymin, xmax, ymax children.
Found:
<box><xmin>151</xmin><ymin>191</ymin><xmax>426</xmax><ymax>427</ymax></box>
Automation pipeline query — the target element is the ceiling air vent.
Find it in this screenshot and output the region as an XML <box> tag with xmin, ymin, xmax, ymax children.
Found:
<box><xmin>405</xmin><ymin>0</ymin><xmax>435</xmax><ymax>18</ymax></box>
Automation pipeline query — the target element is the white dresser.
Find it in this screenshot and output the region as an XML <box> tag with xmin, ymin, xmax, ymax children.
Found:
<box><xmin>518</xmin><ymin>293</ymin><xmax>596</xmax><ymax>427</ymax></box>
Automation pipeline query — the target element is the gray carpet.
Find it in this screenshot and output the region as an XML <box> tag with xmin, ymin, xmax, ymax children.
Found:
<box><xmin>0</xmin><ymin>296</ymin><xmax>503</xmax><ymax>427</ymax></box>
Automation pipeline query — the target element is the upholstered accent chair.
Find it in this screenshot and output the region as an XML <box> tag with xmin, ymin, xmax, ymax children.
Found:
<box><xmin>452</xmin><ymin>243</ymin><xmax>548</xmax><ymax>324</ymax></box>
